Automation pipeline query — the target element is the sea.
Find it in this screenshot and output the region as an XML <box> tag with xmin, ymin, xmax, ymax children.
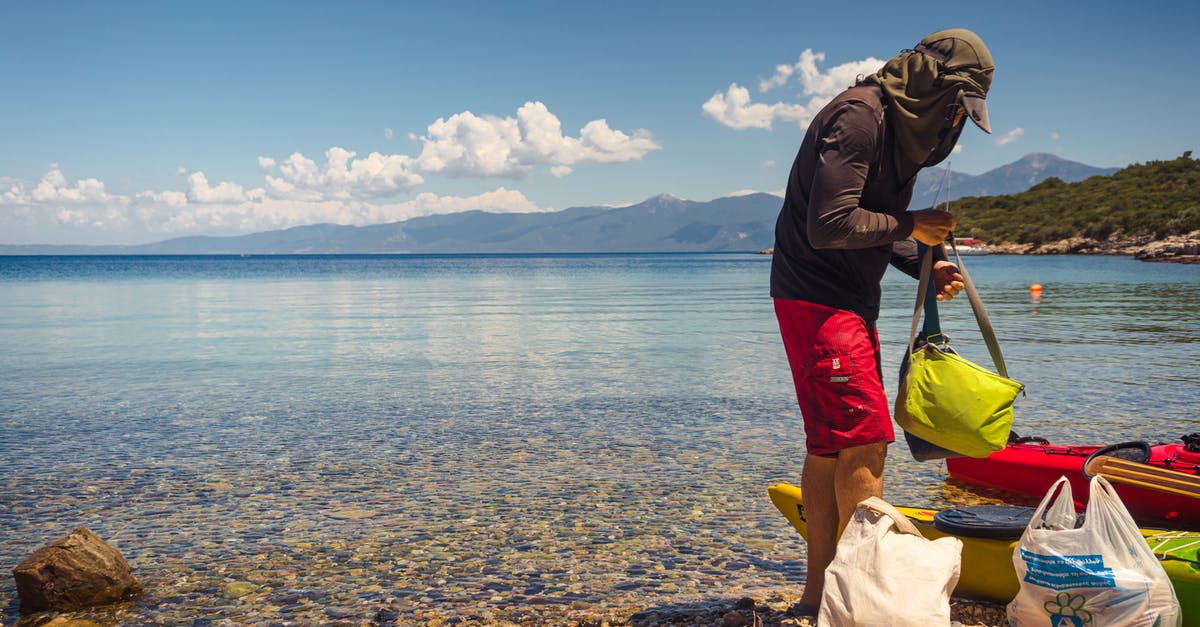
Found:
<box><xmin>1</xmin><ymin>253</ymin><xmax>1197</xmax><ymax>625</ymax></box>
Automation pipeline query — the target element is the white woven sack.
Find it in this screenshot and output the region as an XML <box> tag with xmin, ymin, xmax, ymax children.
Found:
<box><xmin>818</xmin><ymin>496</ymin><xmax>962</xmax><ymax>627</ymax></box>
<box><xmin>1007</xmin><ymin>476</ymin><xmax>1181</xmax><ymax>627</ymax></box>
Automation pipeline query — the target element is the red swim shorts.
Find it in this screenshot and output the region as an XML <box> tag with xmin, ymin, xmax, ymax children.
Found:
<box><xmin>774</xmin><ymin>298</ymin><xmax>894</xmax><ymax>456</ymax></box>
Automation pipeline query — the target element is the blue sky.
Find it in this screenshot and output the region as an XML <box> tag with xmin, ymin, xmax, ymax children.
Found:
<box><xmin>2</xmin><ymin>1</ymin><xmax>1197</xmax><ymax>245</ymax></box>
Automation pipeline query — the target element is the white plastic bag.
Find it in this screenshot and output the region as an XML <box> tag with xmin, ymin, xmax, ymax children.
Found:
<box><xmin>818</xmin><ymin>496</ymin><xmax>962</xmax><ymax>627</ymax></box>
<box><xmin>1007</xmin><ymin>475</ymin><xmax>1182</xmax><ymax>627</ymax></box>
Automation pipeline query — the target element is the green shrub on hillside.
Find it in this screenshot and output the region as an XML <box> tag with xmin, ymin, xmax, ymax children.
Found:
<box><xmin>949</xmin><ymin>153</ymin><xmax>1199</xmax><ymax>244</ymax></box>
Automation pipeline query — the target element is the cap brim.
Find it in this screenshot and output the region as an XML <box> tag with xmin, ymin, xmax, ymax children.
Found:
<box><xmin>962</xmin><ymin>94</ymin><xmax>991</xmax><ymax>134</ymax></box>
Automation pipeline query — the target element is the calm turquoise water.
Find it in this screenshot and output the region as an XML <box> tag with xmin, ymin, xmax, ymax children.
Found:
<box><xmin>1</xmin><ymin>253</ymin><xmax>1197</xmax><ymax>624</ymax></box>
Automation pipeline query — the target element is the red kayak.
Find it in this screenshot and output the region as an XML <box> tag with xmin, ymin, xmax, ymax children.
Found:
<box><xmin>945</xmin><ymin>433</ymin><xmax>1200</xmax><ymax>527</ymax></box>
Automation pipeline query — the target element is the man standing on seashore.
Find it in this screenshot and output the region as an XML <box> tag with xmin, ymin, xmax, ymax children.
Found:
<box><xmin>770</xmin><ymin>28</ymin><xmax>994</xmax><ymax>615</ymax></box>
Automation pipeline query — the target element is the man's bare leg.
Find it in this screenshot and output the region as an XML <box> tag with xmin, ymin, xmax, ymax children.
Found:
<box><xmin>796</xmin><ymin>452</ymin><xmax>836</xmax><ymax>608</ymax></box>
<box><xmin>834</xmin><ymin>441</ymin><xmax>887</xmax><ymax>527</ymax></box>
<box><xmin>795</xmin><ymin>441</ymin><xmax>887</xmax><ymax>609</ymax></box>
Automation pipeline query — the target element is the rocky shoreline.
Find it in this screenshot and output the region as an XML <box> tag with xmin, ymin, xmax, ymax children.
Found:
<box><xmin>984</xmin><ymin>230</ymin><xmax>1200</xmax><ymax>263</ymax></box>
<box><xmin>757</xmin><ymin>230</ymin><xmax>1200</xmax><ymax>263</ymax></box>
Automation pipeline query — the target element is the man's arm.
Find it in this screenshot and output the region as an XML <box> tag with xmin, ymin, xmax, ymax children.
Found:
<box><xmin>806</xmin><ymin>103</ymin><xmax>914</xmax><ymax>249</ymax></box>
<box><xmin>890</xmin><ymin>238</ymin><xmax>921</xmax><ymax>279</ymax></box>
<box><xmin>890</xmin><ymin>239</ymin><xmax>965</xmax><ymax>300</ymax></box>
<box><xmin>806</xmin><ymin>102</ymin><xmax>958</xmax><ymax>251</ymax></box>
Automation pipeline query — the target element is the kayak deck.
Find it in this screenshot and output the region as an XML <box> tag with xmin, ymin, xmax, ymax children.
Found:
<box><xmin>767</xmin><ymin>483</ymin><xmax>1200</xmax><ymax>625</ymax></box>
<box><xmin>946</xmin><ymin>441</ymin><xmax>1200</xmax><ymax>527</ymax></box>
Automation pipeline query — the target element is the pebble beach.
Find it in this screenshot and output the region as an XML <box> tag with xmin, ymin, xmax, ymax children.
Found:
<box><xmin>4</xmin><ymin>425</ymin><xmax>1022</xmax><ymax>627</ymax></box>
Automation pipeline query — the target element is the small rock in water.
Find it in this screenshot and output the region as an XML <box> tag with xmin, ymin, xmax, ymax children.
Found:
<box><xmin>375</xmin><ymin>607</ymin><xmax>401</xmax><ymax>626</ymax></box>
<box><xmin>722</xmin><ymin>609</ymin><xmax>751</xmax><ymax>627</ymax></box>
<box><xmin>222</xmin><ymin>582</ymin><xmax>259</xmax><ymax>599</ymax></box>
<box><xmin>324</xmin><ymin>508</ymin><xmax>380</xmax><ymax>519</ymax></box>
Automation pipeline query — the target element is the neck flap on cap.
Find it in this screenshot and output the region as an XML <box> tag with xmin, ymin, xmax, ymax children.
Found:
<box><xmin>863</xmin><ymin>28</ymin><xmax>994</xmax><ymax>182</ymax></box>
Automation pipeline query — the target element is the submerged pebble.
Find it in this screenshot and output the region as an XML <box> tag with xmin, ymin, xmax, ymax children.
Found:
<box><xmin>221</xmin><ymin>581</ymin><xmax>258</xmax><ymax>599</ymax></box>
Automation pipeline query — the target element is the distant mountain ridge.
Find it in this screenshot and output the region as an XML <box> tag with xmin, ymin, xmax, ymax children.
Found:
<box><xmin>910</xmin><ymin>153</ymin><xmax>1119</xmax><ymax>210</ymax></box>
<box><xmin>1</xmin><ymin>153</ymin><xmax>1123</xmax><ymax>255</ymax></box>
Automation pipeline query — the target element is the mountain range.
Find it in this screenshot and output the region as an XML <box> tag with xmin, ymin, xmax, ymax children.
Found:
<box><xmin>2</xmin><ymin>153</ymin><xmax>1119</xmax><ymax>255</ymax></box>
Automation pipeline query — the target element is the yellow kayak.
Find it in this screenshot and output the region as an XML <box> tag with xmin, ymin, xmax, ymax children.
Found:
<box><xmin>767</xmin><ymin>483</ymin><xmax>1200</xmax><ymax>626</ymax></box>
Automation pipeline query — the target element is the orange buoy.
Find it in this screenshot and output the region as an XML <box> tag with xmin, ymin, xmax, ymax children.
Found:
<box><xmin>1029</xmin><ymin>284</ymin><xmax>1043</xmax><ymax>296</ymax></box>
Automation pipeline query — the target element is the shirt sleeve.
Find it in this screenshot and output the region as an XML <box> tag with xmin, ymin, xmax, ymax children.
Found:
<box><xmin>806</xmin><ymin>101</ymin><xmax>915</xmax><ymax>249</ymax></box>
<box><xmin>890</xmin><ymin>239</ymin><xmax>951</xmax><ymax>279</ymax></box>
<box><xmin>890</xmin><ymin>239</ymin><xmax>920</xmax><ymax>278</ymax></box>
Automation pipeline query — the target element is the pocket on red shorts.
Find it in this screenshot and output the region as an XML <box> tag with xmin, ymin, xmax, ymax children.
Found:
<box><xmin>802</xmin><ymin>354</ymin><xmax>888</xmax><ymax>446</ymax></box>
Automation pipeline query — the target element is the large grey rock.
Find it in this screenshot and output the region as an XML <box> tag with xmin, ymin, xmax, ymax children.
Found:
<box><xmin>1135</xmin><ymin>230</ymin><xmax>1200</xmax><ymax>263</ymax></box>
<box><xmin>12</xmin><ymin>527</ymin><xmax>142</xmax><ymax>613</ymax></box>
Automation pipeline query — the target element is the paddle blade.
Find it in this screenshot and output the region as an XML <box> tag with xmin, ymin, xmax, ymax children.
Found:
<box><xmin>1084</xmin><ymin>455</ymin><xmax>1200</xmax><ymax>500</ymax></box>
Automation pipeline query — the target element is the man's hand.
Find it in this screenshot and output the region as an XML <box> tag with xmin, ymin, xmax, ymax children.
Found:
<box><xmin>911</xmin><ymin>210</ymin><xmax>956</xmax><ymax>246</ymax></box>
<box><xmin>934</xmin><ymin>261</ymin><xmax>965</xmax><ymax>301</ymax></box>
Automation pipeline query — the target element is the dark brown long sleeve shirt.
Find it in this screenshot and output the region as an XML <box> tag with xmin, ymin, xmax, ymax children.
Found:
<box><xmin>769</xmin><ymin>85</ymin><xmax>922</xmax><ymax>325</ymax></box>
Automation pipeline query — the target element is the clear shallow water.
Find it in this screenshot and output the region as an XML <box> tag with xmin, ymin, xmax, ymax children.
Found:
<box><xmin>1</xmin><ymin>253</ymin><xmax>1197</xmax><ymax>624</ymax></box>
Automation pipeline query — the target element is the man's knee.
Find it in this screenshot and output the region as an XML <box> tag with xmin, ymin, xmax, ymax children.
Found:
<box><xmin>837</xmin><ymin>441</ymin><xmax>887</xmax><ymax>470</ymax></box>
<box><xmin>840</xmin><ymin>440</ymin><xmax>887</xmax><ymax>457</ymax></box>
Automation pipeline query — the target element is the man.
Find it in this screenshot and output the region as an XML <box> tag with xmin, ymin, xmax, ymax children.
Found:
<box><xmin>770</xmin><ymin>28</ymin><xmax>994</xmax><ymax>614</ymax></box>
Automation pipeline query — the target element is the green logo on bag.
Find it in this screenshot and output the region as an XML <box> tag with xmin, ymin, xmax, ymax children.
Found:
<box><xmin>1044</xmin><ymin>592</ymin><xmax>1092</xmax><ymax>626</ymax></box>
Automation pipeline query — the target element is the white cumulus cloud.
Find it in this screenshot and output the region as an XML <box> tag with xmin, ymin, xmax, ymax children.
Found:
<box><xmin>995</xmin><ymin>128</ymin><xmax>1025</xmax><ymax>147</ymax></box>
<box><xmin>30</xmin><ymin>168</ymin><xmax>115</xmax><ymax>204</ymax></box>
<box><xmin>0</xmin><ymin>168</ymin><xmax>139</xmax><ymax>237</ymax></box>
<box><xmin>136</xmin><ymin>189</ymin><xmax>187</xmax><ymax>208</ymax></box>
<box><xmin>261</xmin><ymin>147</ymin><xmax>424</xmax><ymax>201</ymax></box>
<box><xmin>702</xmin><ymin>84</ymin><xmax>810</xmax><ymax>130</ymax></box>
<box><xmin>187</xmin><ymin>171</ymin><xmax>254</xmax><ymax>204</ymax></box>
<box><xmin>416</xmin><ymin>101</ymin><xmax>661</xmax><ymax>178</ymax></box>
<box><xmin>705</xmin><ymin>49</ymin><xmax>885</xmax><ymax>131</ymax></box>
